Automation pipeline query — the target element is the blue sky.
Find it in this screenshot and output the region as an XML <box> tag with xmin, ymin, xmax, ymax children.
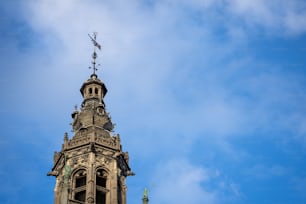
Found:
<box><xmin>1</xmin><ymin>0</ymin><xmax>306</xmax><ymax>203</ymax></box>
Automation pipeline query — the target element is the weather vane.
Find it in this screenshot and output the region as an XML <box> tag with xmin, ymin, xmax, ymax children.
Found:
<box><xmin>88</xmin><ymin>32</ymin><xmax>102</xmax><ymax>75</ymax></box>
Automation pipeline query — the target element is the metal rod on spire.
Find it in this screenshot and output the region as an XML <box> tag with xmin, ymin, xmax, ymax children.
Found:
<box><xmin>88</xmin><ymin>32</ymin><xmax>102</xmax><ymax>75</ymax></box>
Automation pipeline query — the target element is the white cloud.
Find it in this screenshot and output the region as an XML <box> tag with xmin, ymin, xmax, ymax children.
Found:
<box><xmin>161</xmin><ymin>0</ymin><xmax>306</xmax><ymax>36</ymax></box>
<box><xmin>150</xmin><ymin>159</ymin><xmax>217</xmax><ymax>204</ymax></box>
<box><xmin>285</xmin><ymin>10</ymin><xmax>306</xmax><ymax>35</ymax></box>
<box><xmin>149</xmin><ymin>158</ymin><xmax>244</xmax><ymax>204</ymax></box>
<box><xmin>226</xmin><ymin>0</ymin><xmax>306</xmax><ymax>35</ymax></box>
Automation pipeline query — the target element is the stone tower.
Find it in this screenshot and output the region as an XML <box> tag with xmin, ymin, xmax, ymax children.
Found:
<box><xmin>48</xmin><ymin>34</ymin><xmax>134</xmax><ymax>204</ymax></box>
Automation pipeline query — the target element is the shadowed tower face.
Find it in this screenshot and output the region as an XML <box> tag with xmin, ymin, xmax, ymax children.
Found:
<box><xmin>48</xmin><ymin>35</ymin><xmax>134</xmax><ymax>204</ymax></box>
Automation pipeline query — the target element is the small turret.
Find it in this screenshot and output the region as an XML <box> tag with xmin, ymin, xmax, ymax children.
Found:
<box><xmin>80</xmin><ymin>73</ymin><xmax>107</xmax><ymax>107</ymax></box>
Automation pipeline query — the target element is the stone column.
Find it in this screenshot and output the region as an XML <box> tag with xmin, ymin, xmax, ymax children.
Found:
<box><xmin>60</xmin><ymin>159</ymin><xmax>71</xmax><ymax>204</ymax></box>
<box><xmin>54</xmin><ymin>177</ymin><xmax>60</xmax><ymax>204</ymax></box>
<box><xmin>60</xmin><ymin>182</ymin><xmax>69</xmax><ymax>204</ymax></box>
<box><xmin>86</xmin><ymin>151</ymin><xmax>96</xmax><ymax>204</ymax></box>
<box><xmin>109</xmin><ymin>161</ymin><xmax>118</xmax><ymax>204</ymax></box>
<box><xmin>120</xmin><ymin>176</ymin><xmax>127</xmax><ymax>204</ymax></box>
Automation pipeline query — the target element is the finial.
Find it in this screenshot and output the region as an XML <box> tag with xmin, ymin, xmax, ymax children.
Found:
<box><xmin>88</xmin><ymin>32</ymin><xmax>102</xmax><ymax>76</ymax></box>
<box><xmin>142</xmin><ymin>188</ymin><xmax>149</xmax><ymax>204</ymax></box>
<box><xmin>143</xmin><ymin>188</ymin><xmax>149</xmax><ymax>199</ymax></box>
<box><xmin>63</xmin><ymin>132</ymin><xmax>69</xmax><ymax>150</ymax></box>
<box><xmin>64</xmin><ymin>132</ymin><xmax>68</xmax><ymax>140</ymax></box>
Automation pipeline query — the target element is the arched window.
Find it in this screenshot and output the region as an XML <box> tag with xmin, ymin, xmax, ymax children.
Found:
<box><xmin>73</xmin><ymin>169</ymin><xmax>87</xmax><ymax>203</ymax></box>
<box><xmin>89</xmin><ymin>88</ymin><xmax>93</xmax><ymax>95</ymax></box>
<box><xmin>96</xmin><ymin>169</ymin><xmax>107</xmax><ymax>204</ymax></box>
<box><xmin>95</xmin><ymin>88</ymin><xmax>98</xmax><ymax>95</ymax></box>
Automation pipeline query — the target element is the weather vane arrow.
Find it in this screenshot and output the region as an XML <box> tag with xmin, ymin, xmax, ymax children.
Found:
<box><xmin>88</xmin><ymin>32</ymin><xmax>101</xmax><ymax>50</ymax></box>
<box><xmin>88</xmin><ymin>32</ymin><xmax>101</xmax><ymax>75</ymax></box>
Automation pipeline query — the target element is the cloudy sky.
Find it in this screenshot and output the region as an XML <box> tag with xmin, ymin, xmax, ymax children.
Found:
<box><xmin>1</xmin><ymin>0</ymin><xmax>306</xmax><ymax>203</ymax></box>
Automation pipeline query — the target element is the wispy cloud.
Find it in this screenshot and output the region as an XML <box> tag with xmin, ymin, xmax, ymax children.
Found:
<box><xmin>150</xmin><ymin>158</ymin><xmax>218</xmax><ymax>204</ymax></box>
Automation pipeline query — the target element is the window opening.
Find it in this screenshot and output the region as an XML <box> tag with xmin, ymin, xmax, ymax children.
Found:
<box><xmin>96</xmin><ymin>190</ymin><xmax>106</xmax><ymax>204</ymax></box>
<box><xmin>96</xmin><ymin>169</ymin><xmax>107</xmax><ymax>204</ymax></box>
<box><xmin>75</xmin><ymin>191</ymin><xmax>86</xmax><ymax>202</ymax></box>
<box><xmin>74</xmin><ymin>170</ymin><xmax>87</xmax><ymax>203</ymax></box>
<box><xmin>76</xmin><ymin>176</ymin><xmax>86</xmax><ymax>188</ymax></box>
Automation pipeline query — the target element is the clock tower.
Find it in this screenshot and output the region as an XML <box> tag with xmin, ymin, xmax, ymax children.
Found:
<box><xmin>48</xmin><ymin>34</ymin><xmax>134</xmax><ymax>204</ymax></box>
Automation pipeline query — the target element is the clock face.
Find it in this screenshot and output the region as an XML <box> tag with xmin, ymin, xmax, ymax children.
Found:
<box><xmin>96</xmin><ymin>106</ymin><xmax>104</xmax><ymax>115</ymax></box>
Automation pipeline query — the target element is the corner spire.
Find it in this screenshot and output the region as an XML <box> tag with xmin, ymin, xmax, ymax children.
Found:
<box><xmin>88</xmin><ymin>32</ymin><xmax>102</xmax><ymax>76</ymax></box>
<box><xmin>142</xmin><ymin>188</ymin><xmax>149</xmax><ymax>204</ymax></box>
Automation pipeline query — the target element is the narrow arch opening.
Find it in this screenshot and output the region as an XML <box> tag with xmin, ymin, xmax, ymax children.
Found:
<box><xmin>96</xmin><ymin>169</ymin><xmax>107</xmax><ymax>204</ymax></box>
<box><xmin>73</xmin><ymin>169</ymin><xmax>87</xmax><ymax>202</ymax></box>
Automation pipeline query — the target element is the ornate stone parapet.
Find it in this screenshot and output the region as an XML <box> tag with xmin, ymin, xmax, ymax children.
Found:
<box><xmin>68</xmin><ymin>135</ymin><xmax>91</xmax><ymax>149</ymax></box>
<box><xmin>95</xmin><ymin>134</ymin><xmax>120</xmax><ymax>150</ymax></box>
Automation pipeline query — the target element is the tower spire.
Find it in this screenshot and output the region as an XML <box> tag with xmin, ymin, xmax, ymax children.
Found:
<box><xmin>48</xmin><ymin>34</ymin><xmax>133</xmax><ymax>204</ymax></box>
<box><xmin>88</xmin><ymin>32</ymin><xmax>102</xmax><ymax>75</ymax></box>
